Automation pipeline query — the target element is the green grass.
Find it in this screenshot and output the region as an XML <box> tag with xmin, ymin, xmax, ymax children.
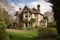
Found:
<box><xmin>8</xmin><ymin>31</ymin><xmax>38</xmax><ymax>40</ymax></box>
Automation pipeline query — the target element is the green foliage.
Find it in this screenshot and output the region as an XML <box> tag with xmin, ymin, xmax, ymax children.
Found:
<box><xmin>0</xmin><ymin>5</ymin><xmax>11</xmax><ymax>28</ymax></box>
<box><xmin>48</xmin><ymin>23</ymin><xmax>56</xmax><ymax>28</ymax></box>
<box><xmin>38</xmin><ymin>28</ymin><xmax>57</xmax><ymax>38</ymax></box>
<box><xmin>22</xmin><ymin>18</ymin><xmax>36</xmax><ymax>23</ymax></box>
<box><xmin>46</xmin><ymin>0</ymin><xmax>60</xmax><ymax>34</ymax></box>
<box><xmin>35</xmin><ymin>25</ymin><xmax>39</xmax><ymax>28</ymax></box>
<box><xmin>22</xmin><ymin>19</ymin><xmax>29</xmax><ymax>23</ymax></box>
<box><xmin>0</xmin><ymin>21</ymin><xmax>6</xmax><ymax>27</ymax></box>
<box><xmin>26</xmin><ymin>27</ymin><xmax>31</xmax><ymax>30</ymax></box>
<box><xmin>8</xmin><ymin>31</ymin><xmax>38</xmax><ymax>40</ymax></box>
<box><xmin>29</xmin><ymin>18</ymin><xmax>36</xmax><ymax>23</ymax></box>
<box><xmin>0</xmin><ymin>5</ymin><xmax>9</xmax><ymax>40</ymax></box>
<box><xmin>25</xmin><ymin>27</ymin><xmax>39</xmax><ymax>32</ymax></box>
<box><xmin>16</xmin><ymin>27</ymin><xmax>24</xmax><ymax>30</ymax></box>
<box><xmin>0</xmin><ymin>21</ymin><xmax>9</xmax><ymax>40</ymax></box>
<box><xmin>47</xmin><ymin>18</ymin><xmax>56</xmax><ymax>28</ymax></box>
<box><xmin>43</xmin><ymin>16</ymin><xmax>47</xmax><ymax>19</ymax></box>
<box><xmin>0</xmin><ymin>27</ymin><xmax>9</xmax><ymax>40</ymax></box>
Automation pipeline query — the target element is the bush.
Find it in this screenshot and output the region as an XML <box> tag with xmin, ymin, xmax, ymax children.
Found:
<box><xmin>25</xmin><ymin>27</ymin><xmax>39</xmax><ymax>32</ymax></box>
<box><xmin>25</xmin><ymin>27</ymin><xmax>31</xmax><ymax>30</ymax></box>
<box><xmin>16</xmin><ymin>26</ymin><xmax>24</xmax><ymax>30</ymax></box>
<box><xmin>38</xmin><ymin>27</ymin><xmax>57</xmax><ymax>38</ymax></box>
<box><xmin>16</xmin><ymin>27</ymin><xmax>24</xmax><ymax>30</ymax></box>
<box><xmin>35</xmin><ymin>25</ymin><xmax>39</xmax><ymax>28</ymax></box>
<box><xmin>48</xmin><ymin>23</ymin><xmax>56</xmax><ymax>28</ymax></box>
<box><xmin>0</xmin><ymin>21</ymin><xmax>9</xmax><ymax>40</ymax></box>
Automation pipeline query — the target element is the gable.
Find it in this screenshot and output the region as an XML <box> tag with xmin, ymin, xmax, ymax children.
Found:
<box><xmin>19</xmin><ymin>5</ymin><xmax>44</xmax><ymax>17</ymax></box>
<box><xmin>21</xmin><ymin>5</ymin><xmax>32</xmax><ymax>14</ymax></box>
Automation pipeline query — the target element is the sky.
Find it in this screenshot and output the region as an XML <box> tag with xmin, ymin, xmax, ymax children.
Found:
<box><xmin>7</xmin><ymin>0</ymin><xmax>52</xmax><ymax>15</ymax></box>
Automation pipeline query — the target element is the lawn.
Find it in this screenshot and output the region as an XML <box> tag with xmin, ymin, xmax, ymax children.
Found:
<box><xmin>7</xmin><ymin>31</ymin><xmax>38</xmax><ymax>40</ymax></box>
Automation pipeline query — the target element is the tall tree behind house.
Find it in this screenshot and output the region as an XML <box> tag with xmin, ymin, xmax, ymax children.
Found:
<box><xmin>46</xmin><ymin>0</ymin><xmax>60</xmax><ymax>34</ymax></box>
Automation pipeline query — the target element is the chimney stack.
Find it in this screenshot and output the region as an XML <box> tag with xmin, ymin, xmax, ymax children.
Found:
<box><xmin>19</xmin><ymin>8</ymin><xmax>22</xmax><ymax>11</ymax></box>
<box><xmin>37</xmin><ymin>4</ymin><xmax>40</xmax><ymax>13</ymax></box>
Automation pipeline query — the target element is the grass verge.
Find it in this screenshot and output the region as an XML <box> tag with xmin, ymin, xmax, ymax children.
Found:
<box><xmin>7</xmin><ymin>31</ymin><xmax>38</xmax><ymax>40</ymax></box>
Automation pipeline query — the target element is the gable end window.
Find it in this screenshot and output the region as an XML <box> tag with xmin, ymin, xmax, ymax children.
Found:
<box><xmin>25</xmin><ymin>15</ymin><xmax>28</xmax><ymax>18</ymax></box>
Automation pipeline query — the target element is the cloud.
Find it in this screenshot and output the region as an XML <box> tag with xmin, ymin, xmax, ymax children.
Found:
<box><xmin>27</xmin><ymin>1</ymin><xmax>52</xmax><ymax>14</ymax></box>
<box><xmin>7</xmin><ymin>2</ymin><xmax>25</xmax><ymax>16</ymax></box>
<box><xmin>3</xmin><ymin>0</ymin><xmax>53</xmax><ymax>19</ymax></box>
<box><xmin>12</xmin><ymin>0</ymin><xmax>52</xmax><ymax>14</ymax></box>
<box><xmin>10</xmin><ymin>2</ymin><xmax>25</xmax><ymax>11</ymax></box>
<box><xmin>7</xmin><ymin>0</ymin><xmax>52</xmax><ymax>16</ymax></box>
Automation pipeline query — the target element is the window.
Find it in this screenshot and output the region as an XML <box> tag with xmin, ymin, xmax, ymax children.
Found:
<box><xmin>25</xmin><ymin>14</ymin><xmax>28</xmax><ymax>18</ymax></box>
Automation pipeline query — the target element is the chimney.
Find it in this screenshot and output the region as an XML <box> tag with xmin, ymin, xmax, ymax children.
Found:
<box><xmin>37</xmin><ymin>4</ymin><xmax>40</xmax><ymax>13</ymax></box>
<box><xmin>19</xmin><ymin>8</ymin><xmax>22</xmax><ymax>11</ymax></box>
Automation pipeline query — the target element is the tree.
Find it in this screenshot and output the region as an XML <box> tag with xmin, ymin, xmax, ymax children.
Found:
<box><xmin>0</xmin><ymin>19</ymin><xmax>9</xmax><ymax>40</ymax></box>
<box><xmin>0</xmin><ymin>5</ymin><xmax>11</xmax><ymax>28</ymax></box>
<box><xmin>0</xmin><ymin>5</ymin><xmax>9</xmax><ymax>40</ymax></box>
<box><xmin>46</xmin><ymin>0</ymin><xmax>60</xmax><ymax>35</ymax></box>
<box><xmin>29</xmin><ymin>18</ymin><xmax>36</xmax><ymax>23</ymax></box>
<box><xmin>22</xmin><ymin>19</ymin><xmax>29</xmax><ymax>23</ymax></box>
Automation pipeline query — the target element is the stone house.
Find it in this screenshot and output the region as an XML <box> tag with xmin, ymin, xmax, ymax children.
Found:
<box><xmin>15</xmin><ymin>4</ymin><xmax>47</xmax><ymax>28</ymax></box>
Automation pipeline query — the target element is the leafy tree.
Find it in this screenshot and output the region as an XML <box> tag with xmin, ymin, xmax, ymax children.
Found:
<box><xmin>29</xmin><ymin>18</ymin><xmax>36</xmax><ymax>23</ymax></box>
<box><xmin>22</xmin><ymin>19</ymin><xmax>29</xmax><ymax>23</ymax></box>
<box><xmin>0</xmin><ymin>5</ymin><xmax>9</xmax><ymax>40</ymax></box>
<box><xmin>0</xmin><ymin>19</ymin><xmax>9</xmax><ymax>40</ymax></box>
<box><xmin>46</xmin><ymin>0</ymin><xmax>60</xmax><ymax>35</ymax></box>
<box><xmin>0</xmin><ymin>5</ymin><xmax>11</xmax><ymax>27</ymax></box>
<box><xmin>23</xmin><ymin>18</ymin><xmax>36</xmax><ymax>25</ymax></box>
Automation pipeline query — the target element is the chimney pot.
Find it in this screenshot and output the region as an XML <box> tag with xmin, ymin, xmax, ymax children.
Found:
<box><xmin>37</xmin><ymin>4</ymin><xmax>40</xmax><ymax>13</ymax></box>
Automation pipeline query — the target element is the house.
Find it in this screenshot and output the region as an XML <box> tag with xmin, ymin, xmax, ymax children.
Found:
<box><xmin>40</xmin><ymin>19</ymin><xmax>47</xmax><ymax>28</ymax></box>
<box><xmin>15</xmin><ymin>4</ymin><xmax>47</xmax><ymax>28</ymax></box>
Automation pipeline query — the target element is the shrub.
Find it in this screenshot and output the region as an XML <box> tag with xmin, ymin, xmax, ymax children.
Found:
<box><xmin>38</xmin><ymin>27</ymin><xmax>57</xmax><ymax>38</ymax></box>
<box><xmin>0</xmin><ymin>21</ymin><xmax>9</xmax><ymax>40</ymax></box>
<box><xmin>25</xmin><ymin>27</ymin><xmax>39</xmax><ymax>32</ymax></box>
<box><xmin>35</xmin><ymin>25</ymin><xmax>39</xmax><ymax>28</ymax></box>
<box><xmin>25</xmin><ymin>27</ymin><xmax>31</xmax><ymax>30</ymax></box>
<box><xmin>48</xmin><ymin>25</ymin><xmax>56</xmax><ymax>28</ymax></box>
<box><xmin>15</xmin><ymin>26</ymin><xmax>24</xmax><ymax>30</ymax></box>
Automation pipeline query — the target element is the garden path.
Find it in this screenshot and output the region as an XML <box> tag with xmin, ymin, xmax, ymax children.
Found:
<box><xmin>6</xmin><ymin>29</ymin><xmax>26</xmax><ymax>32</ymax></box>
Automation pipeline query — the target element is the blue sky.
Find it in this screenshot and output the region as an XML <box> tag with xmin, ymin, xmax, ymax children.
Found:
<box><xmin>7</xmin><ymin>0</ymin><xmax>52</xmax><ymax>15</ymax></box>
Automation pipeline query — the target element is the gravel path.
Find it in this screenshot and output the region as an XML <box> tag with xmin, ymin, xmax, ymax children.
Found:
<box><xmin>6</xmin><ymin>29</ymin><xmax>26</xmax><ymax>32</ymax></box>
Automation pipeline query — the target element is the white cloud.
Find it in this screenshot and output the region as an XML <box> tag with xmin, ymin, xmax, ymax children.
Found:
<box><xmin>8</xmin><ymin>0</ymin><xmax>52</xmax><ymax>17</ymax></box>
<box><xmin>17</xmin><ymin>3</ymin><xmax>25</xmax><ymax>10</ymax></box>
<box><xmin>5</xmin><ymin>0</ymin><xmax>53</xmax><ymax>19</ymax></box>
<box><xmin>27</xmin><ymin>1</ymin><xmax>52</xmax><ymax>14</ymax></box>
<box><xmin>11</xmin><ymin>3</ymin><xmax>19</xmax><ymax>11</ymax></box>
<box><xmin>12</xmin><ymin>0</ymin><xmax>52</xmax><ymax>14</ymax></box>
<box><xmin>11</xmin><ymin>3</ymin><xmax>25</xmax><ymax>11</ymax></box>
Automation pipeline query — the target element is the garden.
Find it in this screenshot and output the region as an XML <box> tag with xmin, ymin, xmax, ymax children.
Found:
<box><xmin>7</xmin><ymin>29</ymin><xmax>38</xmax><ymax>40</ymax></box>
<box><xmin>6</xmin><ymin>27</ymin><xmax>58</xmax><ymax>40</ymax></box>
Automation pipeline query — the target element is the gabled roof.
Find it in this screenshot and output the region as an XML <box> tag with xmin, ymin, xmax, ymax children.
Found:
<box><xmin>21</xmin><ymin>5</ymin><xmax>32</xmax><ymax>13</ymax></box>
<box><xmin>15</xmin><ymin>5</ymin><xmax>44</xmax><ymax>16</ymax></box>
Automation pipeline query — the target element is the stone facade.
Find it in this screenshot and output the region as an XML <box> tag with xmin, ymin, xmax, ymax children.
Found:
<box><xmin>15</xmin><ymin>4</ymin><xmax>47</xmax><ymax>28</ymax></box>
